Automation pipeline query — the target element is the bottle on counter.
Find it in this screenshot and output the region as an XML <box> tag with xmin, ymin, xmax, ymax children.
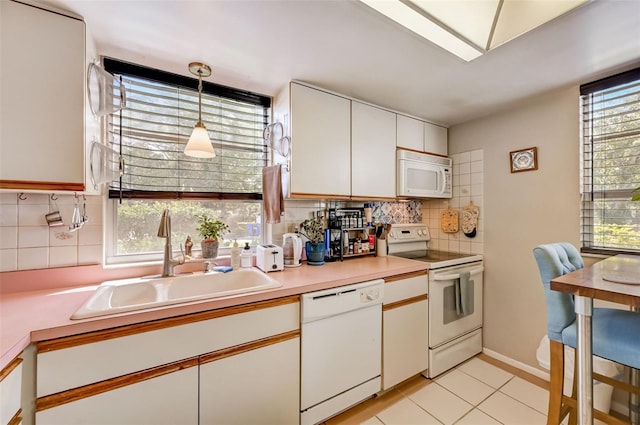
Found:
<box><xmin>231</xmin><ymin>240</ymin><xmax>240</xmax><ymax>269</ymax></box>
<box><xmin>241</xmin><ymin>242</ymin><xmax>252</xmax><ymax>268</ymax></box>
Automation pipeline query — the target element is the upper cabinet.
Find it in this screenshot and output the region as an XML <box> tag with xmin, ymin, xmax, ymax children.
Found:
<box><xmin>397</xmin><ymin>114</ymin><xmax>448</xmax><ymax>156</ymax></box>
<box><xmin>0</xmin><ymin>0</ymin><xmax>86</xmax><ymax>192</ymax></box>
<box><xmin>288</xmin><ymin>82</ymin><xmax>351</xmax><ymax>198</ymax></box>
<box><xmin>351</xmin><ymin>102</ymin><xmax>396</xmax><ymax>199</ymax></box>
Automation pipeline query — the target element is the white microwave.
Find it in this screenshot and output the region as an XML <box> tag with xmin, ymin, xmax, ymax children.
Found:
<box><xmin>396</xmin><ymin>149</ymin><xmax>452</xmax><ymax>199</ymax></box>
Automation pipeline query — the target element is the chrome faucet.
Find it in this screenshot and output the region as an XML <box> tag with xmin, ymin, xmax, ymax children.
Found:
<box><xmin>157</xmin><ymin>209</ymin><xmax>184</xmax><ymax>277</ymax></box>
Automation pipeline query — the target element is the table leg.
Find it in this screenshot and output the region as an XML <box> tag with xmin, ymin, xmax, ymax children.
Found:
<box><xmin>575</xmin><ymin>295</ymin><xmax>594</xmax><ymax>425</ymax></box>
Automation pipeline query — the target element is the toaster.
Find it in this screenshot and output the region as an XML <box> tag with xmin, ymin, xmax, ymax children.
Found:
<box><xmin>256</xmin><ymin>244</ymin><xmax>284</xmax><ymax>273</ymax></box>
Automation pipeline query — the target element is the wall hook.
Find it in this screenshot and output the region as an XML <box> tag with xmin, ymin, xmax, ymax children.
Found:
<box><xmin>17</xmin><ymin>193</ymin><xmax>27</xmax><ymax>201</ymax></box>
<box><xmin>50</xmin><ymin>194</ymin><xmax>58</xmax><ymax>201</ymax></box>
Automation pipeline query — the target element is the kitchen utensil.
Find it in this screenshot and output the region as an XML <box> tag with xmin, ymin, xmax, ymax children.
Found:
<box><xmin>45</xmin><ymin>195</ymin><xmax>64</xmax><ymax>227</ymax></box>
<box><xmin>69</xmin><ymin>195</ymin><xmax>83</xmax><ymax>232</ymax></box>
<box><xmin>87</xmin><ymin>62</ymin><xmax>126</xmax><ymax>117</ymax></box>
<box><xmin>282</xmin><ymin>233</ymin><xmax>303</xmax><ymax>267</ymax></box>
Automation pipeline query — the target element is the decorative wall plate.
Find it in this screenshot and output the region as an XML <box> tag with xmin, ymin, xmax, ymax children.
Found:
<box><xmin>510</xmin><ymin>147</ymin><xmax>538</xmax><ymax>173</ymax></box>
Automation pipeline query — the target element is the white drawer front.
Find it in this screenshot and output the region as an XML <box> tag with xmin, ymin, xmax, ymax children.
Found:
<box><xmin>384</xmin><ymin>275</ymin><xmax>428</xmax><ymax>304</ymax></box>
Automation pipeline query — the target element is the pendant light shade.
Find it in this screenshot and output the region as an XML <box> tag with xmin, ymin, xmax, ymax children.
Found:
<box><xmin>185</xmin><ymin>62</ymin><xmax>215</xmax><ymax>158</ymax></box>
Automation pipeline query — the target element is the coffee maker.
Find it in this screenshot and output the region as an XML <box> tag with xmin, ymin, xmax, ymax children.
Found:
<box><xmin>282</xmin><ymin>233</ymin><xmax>303</xmax><ymax>267</ymax></box>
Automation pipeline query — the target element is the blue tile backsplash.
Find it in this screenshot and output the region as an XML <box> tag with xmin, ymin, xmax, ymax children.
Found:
<box><xmin>372</xmin><ymin>200</ymin><xmax>422</xmax><ymax>224</ymax></box>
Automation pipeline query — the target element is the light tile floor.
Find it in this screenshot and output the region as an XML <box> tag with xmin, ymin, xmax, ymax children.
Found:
<box><xmin>325</xmin><ymin>355</ymin><xmax>551</xmax><ymax>425</ymax></box>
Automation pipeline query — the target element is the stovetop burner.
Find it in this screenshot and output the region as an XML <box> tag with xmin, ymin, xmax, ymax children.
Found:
<box><xmin>386</xmin><ymin>223</ymin><xmax>482</xmax><ymax>269</ymax></box>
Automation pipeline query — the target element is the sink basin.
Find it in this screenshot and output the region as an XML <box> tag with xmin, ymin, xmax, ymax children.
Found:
<box><xmin>71</xmin><ymin>269</ymin><xmax>282</xmax><ymax>320</ymax></box>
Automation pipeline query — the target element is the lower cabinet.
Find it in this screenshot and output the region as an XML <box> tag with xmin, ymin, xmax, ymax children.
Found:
<box><xmin>36</xmin><ymin>366</ymin><xmax>198</xmax><ymax>425</ymax></box>
<box><xmin>0</xmin><ymin>357</ymin><xmax>23</xmax><ymax>425</ymax></box>
<box><xmin>382</xmin><ymin>272</ymin><xmax>429</xmax><ymax>390</ymax></box>
<box><xmin>33</xmin><ymin>298</ymin><xmax>300</xmax><ymax>425</ymax></box>
<box><xmin>200</xmin><ymin>336</ymin><xmax>300</xmax><ymax>425</ymax></box>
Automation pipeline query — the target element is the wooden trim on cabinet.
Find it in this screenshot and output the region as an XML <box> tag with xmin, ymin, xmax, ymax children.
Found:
<box><xmin>290</xmin><ymin>192</ymin><xmax>352</xmax><ymax>200</ymax></box>
<box><xmin>350</xmin><ymin>196</ymin><xmax>397</xmax><ymax>202</ymax></box>
<box><xmin>0</xmin><ymin>357</ymin><xmax>22</xmax><ymax>381</ymax></box>
<box><xmin>382</xmin><ymin>294</ymin><xmax>428</xmax><ymax>311</ymax></box>
<box><xmin>395</xmin><ymin>147</ymin><xmax>448</xmax><ymax>158</ymax></box>
<box><xmin>8</xmin><ymin>409</ymin><xmax>22</xmax><ymax>425</ymax></box>
<box><xmin>35</xmin><ymin>357</ymin><xmax>200</xmax><ymax>412</ymax></box>
<box><xmin>35</xmin><ymin>330</ymin><xmax>300</xmax><ymax>412</ymax></box>
<box><xmin>0</xmin><ymin>180</ymin><xmax>85</xmax><ymax>192</ymax></box>
<box><xmin>37</xmin><ymin>296</ymin><xmax>299</xmax><ymax>353</ymax></box>
<box><xmin>384</xmin><ymin>270</ymin><xmax>428</xmax><ymax>283</ymax></box>
<box><xmin>199</xmin><ymin>329</ymin><xmax>300</xmax><ymax>365</ymax></box>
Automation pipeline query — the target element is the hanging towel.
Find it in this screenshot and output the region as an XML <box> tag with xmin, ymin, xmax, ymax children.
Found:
<box><xmin>455</xmin><ymin>271</ymin><xmax>473</xmax><ymax>316</ymax></box>
<box><xmin>262</xmin><ymin>165</ymin><xmax>284</xmax><ymax>224</ymax></box>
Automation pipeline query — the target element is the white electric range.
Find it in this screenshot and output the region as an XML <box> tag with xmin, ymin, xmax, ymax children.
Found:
<box><xmin>387</xmin><ymin>223</ymin><xmax>484</xmax><ymax>377</ymax></box>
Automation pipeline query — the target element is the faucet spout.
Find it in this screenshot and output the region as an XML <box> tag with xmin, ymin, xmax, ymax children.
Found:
<box><xmin>158</xmin><ymin>209</ymin><xmax>183</xmax><ymax>277</ymax></box>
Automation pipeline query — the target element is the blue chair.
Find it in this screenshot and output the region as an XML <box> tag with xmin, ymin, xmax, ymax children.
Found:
<box><xmin>533</xmin><ymin>242</ymin><xmax>640</xmax><ymax>424</ymax></box>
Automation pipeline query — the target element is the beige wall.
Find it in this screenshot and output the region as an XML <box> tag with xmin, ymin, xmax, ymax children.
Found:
<box><xmin>449</xmin><ymin>86</ymin><xmax>581</xmax><ymax>369</ymax></box>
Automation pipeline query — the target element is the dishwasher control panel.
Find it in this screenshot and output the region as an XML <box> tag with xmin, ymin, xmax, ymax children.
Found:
<box><xmin>301</xmin><ymin>279</ymin><xmax>385</xmax><ymax>323</ymax></box>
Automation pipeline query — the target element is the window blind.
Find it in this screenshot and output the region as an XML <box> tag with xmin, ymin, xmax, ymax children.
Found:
<box><xmin>580</xmin><ymin>67</ymin><xmax>640</xmax><ymax>254</ymax></box>
<box><xmin>103</xmin><ymin>58</ymin><xmax>270</xmax><ymax>199</ymax></box>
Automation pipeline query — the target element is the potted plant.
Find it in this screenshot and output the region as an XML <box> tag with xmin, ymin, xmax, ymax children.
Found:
<box><xmin>299</xmin><ymin>216</ymin><xmax>325</xmax><ymax>266</ymax></box>
<box><xmin>196</xmin><ymin>214</ymin><xmax>229</xmax><ymax>259</ymax></box>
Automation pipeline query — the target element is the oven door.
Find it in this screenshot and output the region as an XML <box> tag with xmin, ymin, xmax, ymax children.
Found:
<box><xmin>429</xmin><ymin>262</ymin><xmax>484</xmax><ymax>348</ymax></box>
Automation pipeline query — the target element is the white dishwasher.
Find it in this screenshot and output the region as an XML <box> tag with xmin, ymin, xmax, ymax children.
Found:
<box><xmin>300</xmin><ymin>279</ymin><xmax>384</xmax><ymax>425</ymax></box>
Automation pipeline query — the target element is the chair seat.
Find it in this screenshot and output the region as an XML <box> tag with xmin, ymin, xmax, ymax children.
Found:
<box><xmin>561</xmin><ymin>307</ymin><xmax>640</xmax><ymax>370</ymax></box>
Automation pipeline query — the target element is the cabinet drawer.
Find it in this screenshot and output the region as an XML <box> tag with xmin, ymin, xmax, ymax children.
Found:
<box><xmin>384</xmin><ymin>273</ymin><xmax>428</xmax><ymax>305</ymax></box>
<box><xmin>37</xmin><ymin>298</ymin><xmax>299</xmax><ymax>397</ymax></box>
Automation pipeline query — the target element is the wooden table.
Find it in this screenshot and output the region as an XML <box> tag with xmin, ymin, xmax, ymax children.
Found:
<box><xmin>551</xmin><ymin>254</ymin><xmax>640</xmax><ymax>424</ymax></box>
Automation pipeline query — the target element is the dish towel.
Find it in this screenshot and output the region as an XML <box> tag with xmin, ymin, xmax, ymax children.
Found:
<box><xmin>455</xmin><ymin>271</ymin><xmax>473</xmax><ymax>316</ymax></box>
<box><xmin>262</xmin><ymin>164</ymin><xmax>284</xmax><ymax>224</ymax></box>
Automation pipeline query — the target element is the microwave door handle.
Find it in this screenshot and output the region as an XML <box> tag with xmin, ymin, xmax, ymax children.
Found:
<box><xmin>439</xmin><ymin>169</ymin><xmax>447</xmax><ymax>194</ymax></box>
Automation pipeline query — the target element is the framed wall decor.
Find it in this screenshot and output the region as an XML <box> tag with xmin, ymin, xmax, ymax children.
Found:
<box><xmin>510</xmin><ymin>147</ymin><xmax>538</xmax><ymax>173</ymax></box>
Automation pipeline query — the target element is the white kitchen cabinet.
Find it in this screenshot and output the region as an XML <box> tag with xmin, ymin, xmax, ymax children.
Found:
<box><xmin>382</xmin><ymin>272</ymin><xmax>429</xmax><ymax>390</ymax></box>
<box><xmin>0</xmin><ymin>0</ymin><xmax>85</xmax><ymax>192</ymax></box>
<box><xmin>36</xmin><ymin>367</ymin><xmax>198</xmax><ymax>425</ymax></box>
<box><xmin>396</xmin><ymin>114</ymin><xmax>424</xmax><ymax>151</ymax></box>
<box><xmin>289</xmin><ymin>82</ymin><xmax>351</xmax><ymax>198</ymax></box>
<box><xmin>0</xmin><ymin>357</ymin><xmax>22</xmax><ymax>425</ymax></box>
<box><xmin>424</xmin><ymin>122</ymin><xmax>448</xmax><ymax>156</ymax></box>
<box><xmin>200</xmin><ymin>337</ymin><xmax>300</xmax><ymax>425</ymax></box>
<box><xmin>34</xmin><ymin>298</ymin><xmax>300</xmax><ymax>424</ymax></box>
<box><xmin>351</xmin><ymin>102</ymin><xmax>397</xmax><ymax>199</ymax></box>
<box><xmin>397</xmin><ymin>114</ymin><xmax>448</xmax><ymax>156</ymax></box>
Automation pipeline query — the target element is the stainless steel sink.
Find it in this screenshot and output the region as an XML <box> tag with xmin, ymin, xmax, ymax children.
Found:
<box><xmin>71</xmin><ymin>269</ymin><xmax>282</xmax><ymax>320</ymax></box>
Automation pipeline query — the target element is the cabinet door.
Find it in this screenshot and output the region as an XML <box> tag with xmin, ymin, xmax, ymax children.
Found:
<box><xmin>0</xmin><ymin>1</ymin><xmax>85</xmax><ymax>191</ymax></box>
<box><xmin>36</xmin><ymin>367</ymin><xmax>198</xmax><ymax>425</ymax></box>
<box><xmin>200</xmin><ymin>337</ymin><xmax>300</xmax><ymax>425</ymax></box>
<box><xmin>424</xmin><ymin>122</ymin><xmax>448</xmax><ymax>156</ymax></box>
<box><xmin>1</xmin><ymin>358</ymin><xmax>22</xmax><ymax>425</ymax></box>
<box><xmin>290</xmin><ymin>83</ymin><xmax>350</xmax><ymax>197</ymax></box>
<box><xmin>351</xmin><ymin>102</ymin><xmax>396</xmax><ymax>199</ymax></box>
<box><xmin>383</xmin><ymin>300</ymin><xmax>429</xmax><ymax>390</ymax></box>
<box><xmin>396</xmin><ymin>115</ymin><xmax>424</xmax><ymax>151</ymax></box>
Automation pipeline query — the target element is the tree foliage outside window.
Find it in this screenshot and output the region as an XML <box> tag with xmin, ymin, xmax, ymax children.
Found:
<box><xmin>580</xmin><ymin>69</ymin><xmax>640</xmax><ymax>254</ymax></box>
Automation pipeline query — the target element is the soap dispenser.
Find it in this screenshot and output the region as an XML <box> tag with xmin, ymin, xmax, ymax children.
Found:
<box><xmin>241</xmin><ymin>242</ymin><xmax>252</xmax><ymax>268</ymax></box>
<box><xmin>231</xmin><ymin>240</ymin><xmax>240</xmax><ymax>269</ymax></box>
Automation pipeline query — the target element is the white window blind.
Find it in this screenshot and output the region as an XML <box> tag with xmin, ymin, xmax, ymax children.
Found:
<box><xmin>104</xmin><ymin>58</ymin><xmax>270</xmax><ymax>199</ymax></box>
<box><xmin>580</xmin><ymin>67</ymin><xmax>640</xmax><ymax>254</ymax></box>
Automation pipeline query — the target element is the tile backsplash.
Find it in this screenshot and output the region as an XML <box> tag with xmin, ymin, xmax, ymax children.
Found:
<box><xmin>0</xmin><ymin>193</ymin><xmax>103</xmax><ymax>272</ymax></box>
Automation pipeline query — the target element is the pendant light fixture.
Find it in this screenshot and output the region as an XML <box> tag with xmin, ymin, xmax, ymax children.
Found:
<box><xmin>184</xmin><ymin>61</ymin><xmax>215</xmax><ymax>158</ymax></box>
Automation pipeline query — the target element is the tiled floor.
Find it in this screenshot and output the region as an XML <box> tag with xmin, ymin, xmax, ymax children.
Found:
<box><xmin>325</xmin><ymin>355</ymin><xmax>551</xmax><ymax>425</ymax></box>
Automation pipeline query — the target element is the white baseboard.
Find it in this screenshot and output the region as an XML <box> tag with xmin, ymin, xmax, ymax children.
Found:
<box><xmin>481</xmin><ymin>347</ymin><xmax>630</xmax><ymax>417</ymax></box>
<box><xmin>482</xmin><ymin>347</ymin><xmax>550</xmax><ymax>381</ymax></box>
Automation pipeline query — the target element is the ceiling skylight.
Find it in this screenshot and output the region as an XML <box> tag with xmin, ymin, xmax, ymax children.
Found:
<box><xmin>360</xmin><ymin>0</ymin><xmax>588</xmax><ymax>61</ymax></box>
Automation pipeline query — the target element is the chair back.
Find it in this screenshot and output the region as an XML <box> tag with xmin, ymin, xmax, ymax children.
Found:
<box><xmin>533</xmin><ymin>243</ymin><xmax>584</xmax><ymax>342</ymax></box>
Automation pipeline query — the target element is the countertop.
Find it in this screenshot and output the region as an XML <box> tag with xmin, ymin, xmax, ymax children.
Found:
<box><xmin>0</xmin><ymin>256</ymin><xmax>427</xmax><ymax>370</ymax></box>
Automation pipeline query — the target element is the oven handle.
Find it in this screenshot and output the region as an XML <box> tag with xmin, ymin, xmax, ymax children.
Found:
<box><xmin>432</xmin><ymin>266</ymin><xmax>484</xmax><ymax>281</ymax></box>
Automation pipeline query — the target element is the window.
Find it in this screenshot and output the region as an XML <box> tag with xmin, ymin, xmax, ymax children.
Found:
<box><xmin>103</xmin><ymin>59</ymin><xmax>270</xmax><ymax>264</ymax></box>
<box><xmin>580</xmin><ymin>67</ymin><xmax>640</xmax><ymax>254</ymax></box>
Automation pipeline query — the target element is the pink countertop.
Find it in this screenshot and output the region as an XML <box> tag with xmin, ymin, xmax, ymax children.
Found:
<box><xmin>0</xmin><ymin>256</ymin><xmax>427</xmax><ymax>370</ymax></box>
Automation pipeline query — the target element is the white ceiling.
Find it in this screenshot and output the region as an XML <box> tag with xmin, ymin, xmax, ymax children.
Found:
<box><xmin>44</xmin><ymin>0</ymin><xmax>640</xmax><ymax>127</ymax></box>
